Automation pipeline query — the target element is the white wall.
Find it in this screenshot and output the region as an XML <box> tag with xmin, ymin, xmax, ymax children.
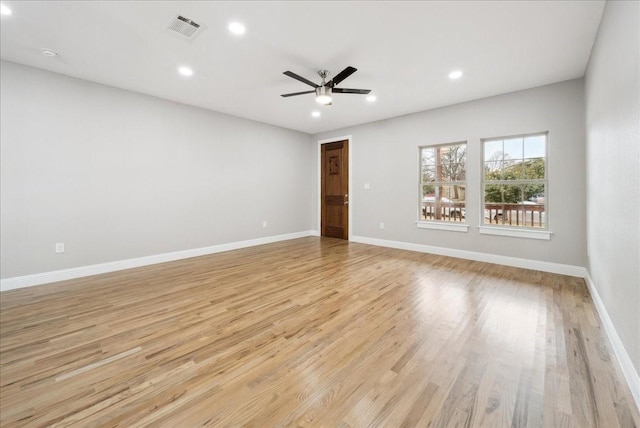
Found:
<box><xmin>0</xmin><ymin>61</ymin><xmax>314</xmax><ymax>279</ymax></box>
<box><xmin>313</xmin><ymin>79</ymin><xmax>586</xmax><ymax>267</ymax></box>
<box><xmin>585</xmin><ymin>1</ymin><xmax>639</xmax><ymax>373</ymax></box>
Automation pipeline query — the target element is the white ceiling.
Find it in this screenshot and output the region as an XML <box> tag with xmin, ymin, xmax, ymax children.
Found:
<box><xmin>0</xmin><ymin>1</ymin><xmax>605</xmax><ymax>135</ymax></box>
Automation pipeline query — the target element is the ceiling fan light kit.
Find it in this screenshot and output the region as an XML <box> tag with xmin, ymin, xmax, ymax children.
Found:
<box><xmin>315</xmin><ymin>86</ymin><xmax>332</xmax><ymax>105</ymax></box>
<box><xmin>281</xmin><ymin>66</ymin><xmax>371</xmax><ymax>106</ymax></box>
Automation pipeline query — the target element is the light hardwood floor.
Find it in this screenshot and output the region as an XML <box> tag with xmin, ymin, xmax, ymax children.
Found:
<box><xmin>1</xmin><ymin>237</ymin><xmax>638</xmax><ymax>427</ymax></box>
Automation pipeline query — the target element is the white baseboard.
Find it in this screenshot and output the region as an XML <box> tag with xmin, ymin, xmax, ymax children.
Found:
<box><xmin>583</xmin><ymin>271</ymin><xmax>640</xmax><ymax>411</ymax></box>
<box><xmin>0</xmin><ymin>230</ymin><xmax>316</xmax><ymax>292</ymax></box>
<box><xmin>350</xmin><ymin>235</ymin><xmax>585</xmax><ymax>277</ymax></box>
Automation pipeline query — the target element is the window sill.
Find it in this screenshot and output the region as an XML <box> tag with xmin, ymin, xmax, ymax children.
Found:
<box><xmin>478</xmin><ymin>226</ymin><xmax>553</xmax><ymax>240</ymax></box>
<box><xmin>416</xmin><ymin>221</ymin><xmax>469</xmax><ymax>233</ymax></box>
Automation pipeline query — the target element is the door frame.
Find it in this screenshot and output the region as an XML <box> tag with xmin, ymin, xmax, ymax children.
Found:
<box><xmin>317</xmin><ymin>135</ymin><xmax>353</xmax><ymax>241</ymax></box>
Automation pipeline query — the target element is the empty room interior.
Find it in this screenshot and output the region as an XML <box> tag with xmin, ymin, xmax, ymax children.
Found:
<box><xmin>1</xmin><ymin>1</ymin><xmax>639</xmax><ymax>427</ymax></box>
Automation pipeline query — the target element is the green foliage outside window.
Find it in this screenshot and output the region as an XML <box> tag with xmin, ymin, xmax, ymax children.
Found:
<box><xmin>484</xmin><ymin>158</ymin><xmax>545</xmax><ymax>203</ymax></box>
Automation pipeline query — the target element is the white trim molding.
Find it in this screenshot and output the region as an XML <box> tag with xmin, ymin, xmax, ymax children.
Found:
<box><xmin>478</xmin><ymin>226</ymin><xmax>553</xmax><ymax>240</ymax></box>
<box><xmin>0</xmin><ymin>230</ymin><xmax>316</xmax><ymax>292</ymax></box>
<box><xmin>416</xmin><ymin>221</ymin><xmax>469</xmax><ymax>233</ymax></box>
<box><xmin>583</xmin><ymin>271</ymin><xmax>640</xmax><ymax>411</ymax></box>
<box><xmin>350</xmin><ymin>235</ymin><xmax>583</xmax><ymax>277</ymax></box>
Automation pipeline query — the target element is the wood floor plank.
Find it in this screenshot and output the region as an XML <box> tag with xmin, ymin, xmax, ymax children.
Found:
<box><xmin>1</xmin><ymin>237</ymin><xmax>638</xmax><ymax>427</ymax></box>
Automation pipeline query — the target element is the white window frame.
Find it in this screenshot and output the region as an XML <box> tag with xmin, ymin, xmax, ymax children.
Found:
<box><xmin>479</xmin><ymin>132</ymin><xmax>552</xmax><ymax>240</ymax></box>
<box><xmin>416</xmin><ymin>142</ymin><xmax>469</xmax><ymax>233</ymax></box>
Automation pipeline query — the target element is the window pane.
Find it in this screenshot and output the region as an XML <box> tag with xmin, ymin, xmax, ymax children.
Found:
<box><xmin>456</xmin><ymin>147</ymin><xmax>466</xmax><ymax>163</ymax></box>
<box><xmin>504</xmin><ymin>138</ymin><xmax>523</xmax><ymax>160</ymax></box>
<box><xmin>504</xmin><ymin>184</ymin><xmax>522</xmax><ymax>203</ymax></box>
<box><xmin>440</xmin><ymin>162</ymin><xmax>452</xmax><ymax>181</ymax></box>
<box><xmin>484</xmin><ymin>185</ymin><xmax>520</xmax><ymax>226</ymax></box>
<box><xmin>437</xmin><ymin>184</ymin><xmax>465</xmax><ymax>202</ymax></box>
<box><xmin>441</xmin><ymin>162</ymin><xmax>465</xmax><ymax>182</ymax></box>
<box><xmin>524</xmin><ymin>135</ymin><xmax>546</xmax><ymax>158</ymax></box>
<box><xmin>484</xmin><ymin>184</ymin><xmax>507</xmax><ymax>224</ymax></box>
<box><xmin>484</xmin><ymin>140</ymin><xmax>502</xmax><ymax>161</ymax></box>
<box><xmin>440</xmin><ymin>167</ymin><xmax>453</xmax><ymax>182</ymax></box>
<box><xmin>437</xmin><ymin>147</ymin><xmax>449</xmax><ymax>164</ymax></box>
<box><xmin>422</xmin><ymin>184</ymin><xmax>436</xmax><ymax>196</ymax></box>
<box><xmin>422</xmin><ymin>188</ymin><xmax>440</xmax><ymax>220</ymax></box>
<box><xmin>451</xmin><ymin>165</ymin><xmax>466</xmax><ymax>181</ymax></box>
<box><xmin>523</xmin><ymin>184</ymin><xmax>545</xmax><ymax>203</ymax></box>
<box><xmin>519</xmin><ymin>185</ymin><xmax>546</xmax><ymax>227</ymax></box>
<box><xmin>422</xmin><ymin>167</ymin><xmax>436</xmax><ymax>183</ymax></box>
<box><xmin>484</xmin><ymin>184</ymin><xmax>500</xmax><ymax>203</ymax></box>
<box><xmin>484</xmin><ymin>184</ymin><xmax>546</xmax><ymax>227</ymax></box>
<box><xmin>484</xmin><ymin>184</ymin><xmax>521</xmax><ymax>203</ymax></box>
<box><xmin>422</xmin><ymin>185</ymin><xmax>465</xmax><ymax>221</ymax></box>
<box><xmin>421</xmin><ymin>148</ymin><xmax>435</xmax><ymax>167</ymax></box>
<box><xmin>503</xmin><ymin>160</ymin><xmax>525</xmax><ymax>180</ymax></box>
<box><xmin>484</xmin><ymin>161</ymin><xmax>503</xmax><ymax>180</ymax></box>
<box><xmin>442</xmin><ymin>144</ymin><xmax>466</xmax><ymax>164</ymax></box>
<box><xmin>524</xmin><ymin>158</ymin><xmax>545</xmax><ymax>179</ymax></box>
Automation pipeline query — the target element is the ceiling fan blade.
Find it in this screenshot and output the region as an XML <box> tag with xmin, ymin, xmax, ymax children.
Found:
<box><xmin>332</xmin><ymin>88</ymin><xmax>371</xmax><ymax>94</ymax></box>
<box><xmin>283</xmin><ymin>71</ymin><xmax>318</xmax><ymax>88</ymax></box>
<box><xmin>281</xmin><ymin>90</ymin><xmax>316</xmax><ymax>97</ymax></box>
<box><xmin>328</xmin><ymin>66</ymin><xmax>357</xmax><ymax>87</ymax></box>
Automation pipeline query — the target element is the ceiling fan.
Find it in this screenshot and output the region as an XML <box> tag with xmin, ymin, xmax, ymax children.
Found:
<box><xmin>281</xmin><ymin>66</ymin><xmax>371</xmax><ymax>105</ymax></box>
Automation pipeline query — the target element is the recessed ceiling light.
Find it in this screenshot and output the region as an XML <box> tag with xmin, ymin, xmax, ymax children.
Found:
<box><xmin>311</xmin><ymin>111</ymin><xmax>321</xmax><ymax>118</ymax></box>
<box><xmin>449</xmin><ymin>70</ymin><xmax>463</xmax><ymax>80</ymax></box>
<box><xmin>41</xmin><ymin>49</ymin><xmax>58</xmax><ymax>57</ymax></box>
<box><xmin>0</xmin><ymin>3</ymin><xmax>12</xmax><ymax>16</ymax></box>
<box><xmin>228</xmin><ymin>22</ymin><xmax>246</xmax><ymax>35</ymax></box>
<box><xmin>178</xmin><ymin>66</ymin><xmax>194</xmax><ymax>77</ymax></box>
<box><xmin>366</xmin><ymin>95</ymin><xmax>377</xmax><ymax>102</ymax></box>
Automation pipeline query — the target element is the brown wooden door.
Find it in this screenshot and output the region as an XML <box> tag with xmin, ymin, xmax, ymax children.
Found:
<box><xmin>321</xmin><ymin>140</ymin><xmax>349</xmax><ymax>239</ymax></box>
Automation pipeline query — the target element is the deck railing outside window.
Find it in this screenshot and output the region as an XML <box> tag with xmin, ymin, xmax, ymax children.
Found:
<box><xmin>484</xmin><ymin>202</ymin><xmax>545</xmax><ymax>228</ymax></box>
<box><xmin>421</xmin><ymin>201</ymin><xmax>466</xmax><ymax>222</ymax></box>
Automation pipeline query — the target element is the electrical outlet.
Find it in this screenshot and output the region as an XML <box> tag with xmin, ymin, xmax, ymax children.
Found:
<box><xmin>379</xmin><ymin>222</ymin><xmax>385</xmax><ymax>229</ymax></box>
<box><xmin>262</xmin><ymin>221</ymin><xmax>268</xmax><ymax>228</ymax></box>
<box><xmin>364</xmin><ymin>183</ymin><xmax>370</xmax><ymax>190</ymax></box>
<box><xmin>55</xmin><ymin>243</ymin><xmax>64</xmax><ymax>253</ymax></box>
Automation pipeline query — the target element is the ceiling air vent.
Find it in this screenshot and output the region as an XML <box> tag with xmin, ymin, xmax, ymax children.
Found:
<box><xmin>166</xmin><ymin>15</ymin><xmax>202</xmax><ymax>39</ymax></box>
